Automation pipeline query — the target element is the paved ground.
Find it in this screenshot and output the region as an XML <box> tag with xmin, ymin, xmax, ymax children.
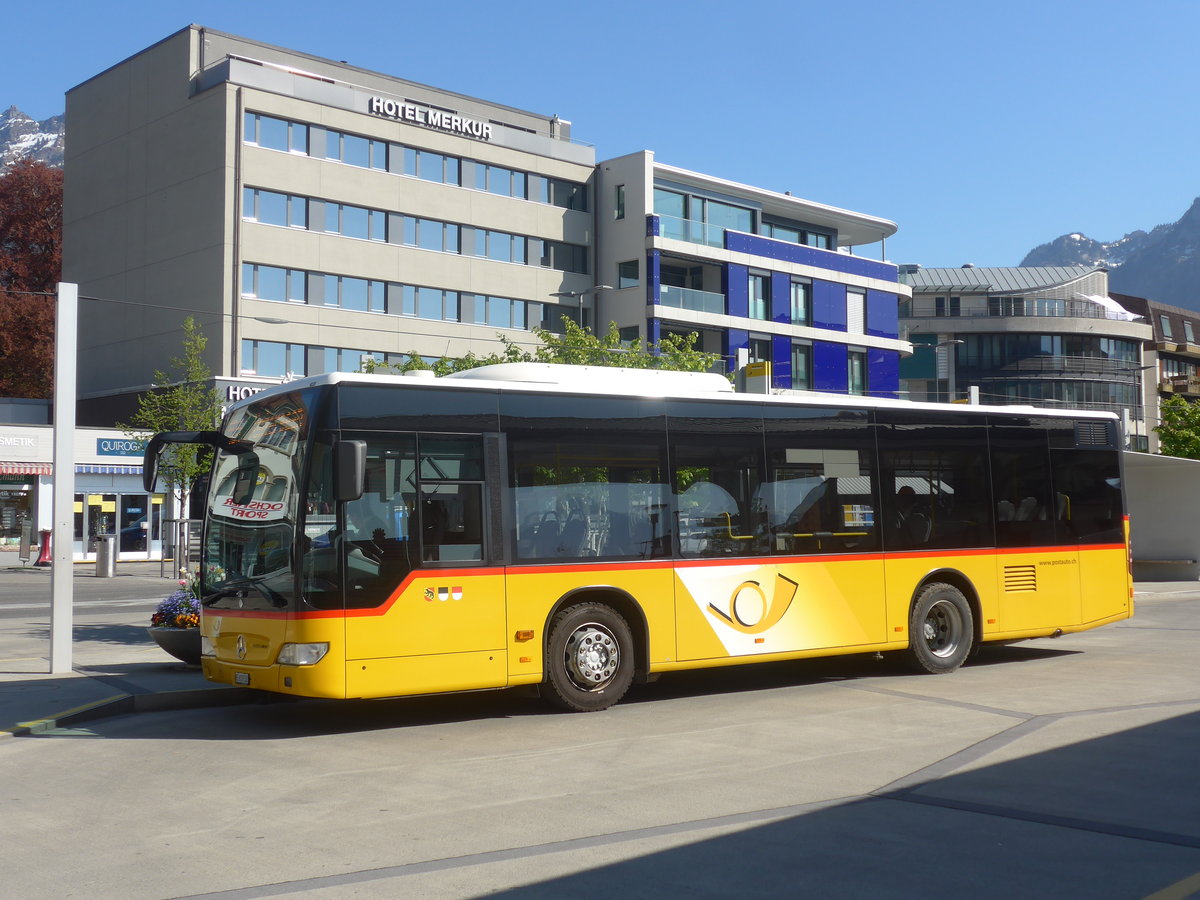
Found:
<box><xmin>1</xmin><ymin>557</ymin><xmax>1199</xmax><ymax>898</ymax></box>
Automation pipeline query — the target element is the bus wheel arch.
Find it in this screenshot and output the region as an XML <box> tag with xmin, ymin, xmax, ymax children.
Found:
<box><xmin>541</xmin><ymin>588</ymin><xmax>646</xmax><ymax>712</ymax></box>
<box><xmin>905</xmin><ymin>572</ymin><xmax>978</xmax><ymax>674</ymax></box>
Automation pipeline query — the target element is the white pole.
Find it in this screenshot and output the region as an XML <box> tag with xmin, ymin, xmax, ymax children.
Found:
<box><xmin>50</xmin><ymin>283</ymin><xmax>77</xmax><ymax>673</ymax></box>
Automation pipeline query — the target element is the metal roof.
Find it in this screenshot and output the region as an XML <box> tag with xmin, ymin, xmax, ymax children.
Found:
<box><xmin>900</xmin><ymin>265</ymin><xmax>1101</xmax><ymax>294</ymax></box>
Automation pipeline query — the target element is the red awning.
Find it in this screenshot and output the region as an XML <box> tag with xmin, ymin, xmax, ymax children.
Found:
<box><xmin>0</xmin><ymin>462</ymin><xmax>53</xmax><ymax>475</ymax></box>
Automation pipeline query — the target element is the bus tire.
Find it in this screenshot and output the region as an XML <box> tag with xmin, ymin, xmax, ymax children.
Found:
<box><xmin>542</xmin><ymin>603</ymin><xmax>635</xmax><ymax>712</ymax></box>
<box><xmin>905</xmin><ymin>582</ymin><xmax>974</xmax><ymax>674</ymax></box>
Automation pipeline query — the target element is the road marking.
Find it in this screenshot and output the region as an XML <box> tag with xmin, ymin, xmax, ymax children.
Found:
<box><xmin>2</xmin><ymin>693</ymin><xmax>129</xmax><ymax>738</ymax></box>
<box><xmin>1143</xmin><ymin>871</ymin><xmax>1200</xmax><ymax>899</ymax></box>
<box><xmin>0</xmin><ymin>598</ymin><xmax>160</xmax><ymax>611</ymax></box>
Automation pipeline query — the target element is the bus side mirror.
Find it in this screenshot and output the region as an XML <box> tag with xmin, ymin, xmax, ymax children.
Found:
<box><xmin>335</xmin><ymin>440</ymin><xmax>366</xmax><ymax>502</ymax></box>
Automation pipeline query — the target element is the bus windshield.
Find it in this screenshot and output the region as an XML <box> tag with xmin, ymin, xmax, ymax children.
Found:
<box><xmin>203</xmin><ymin>390</ymin><xmax>310</xmax><ymax>611</ymax></box>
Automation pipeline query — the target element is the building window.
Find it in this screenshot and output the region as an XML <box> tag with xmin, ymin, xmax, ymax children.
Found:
<box><xmin>848</xmin><ymin>348</ymin><xmax>867</xmax><ymax>396</ymax></box>
<box><xmin>615</xmin><ymin>184</ymin><xmax>625</xmax><ymax>220</ymax></box>
<box><xmin>404</xmin><ymin>147</ymin><xmax>460</xmax><ymax>184</ymax></box>
<box><xmin>748</xmin><ymin>272</ymin><xmax>770</xmax><ymax>320</ymax></box>
<box><xmin>791</xmin><ymin>343</ymin><xmax>812</xmax><ymax>390</ymax></box>
<box><xmin>472</xmin><ymin>295</ymin><xmax>528</xmax><ymax>330</ymax></box>
<box><xmin>241</xmin><ymin>264</ymin><xmax>307</xmax><ymax>303</ymax></box>
<box><xmin>847</xmin><ymin>289</ymin><xmax>865</xmax><ymax>335</ymax></box>
<box><xmin>241</xmin><ymin>340</ymin><xmax>306</xmax><ymax>378</ymax></box>
<box><xmin>618</xmin><ymin>260</ymin><xmax>639</xmax><ymax>289</ymax></box>
<box><xmin>748</xmin><ymin>336</ymin><xmax>771</xmax><ymax>363</ymax></box>
<box><xmin>1161</xmin><ymin>315</ymin><xmax>1175</xmax><ymax>339</ymax></box>
<box><xmin>935</xmin><ymin>296</ymin><xmax>961</xmax><ymax>317</ymax></box>
<box><xmin>400</xmin><ymin>285</ymin><xmax>460</xmax><ymax>322</ymax></box>
<box><xmin>244</xmin><ymin>113</ymin><xmax>308</xmax><ymax>154</ymax></box>
<box><xmin>790</xmin><ymin>279</ymin><xmax>811</xmax><ymax>325</ymax></box>
<box><xmin>1186</xmin><ymin>321</ymin><xmax>1196</xmax><ymax>344</ymax></box>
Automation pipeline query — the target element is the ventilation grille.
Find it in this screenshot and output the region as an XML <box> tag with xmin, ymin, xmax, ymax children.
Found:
<box><xmin>1075</xmin><ymin>420</ymin><xmax>1115</xmax><ymax>448</ymax></box>
<box><xmin>1004</xmin><ymin>565</ymin><xmax>1037</xmax><ymax>593</ymax></box>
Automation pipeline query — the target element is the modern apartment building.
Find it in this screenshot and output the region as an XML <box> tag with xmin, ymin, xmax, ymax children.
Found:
<box><xmin>1110</xmin><ymin>293</ymin><xmax>1200</xmax><ymax>453</ymax></box>
<box><xmin>63</xmin><ymin>25</ymin><xmax>907</xmax><ymax>420</ymax></box>
<box><xmin>898</xmin><ymin>265</ymin><xmax>1153</xmax><ymax>449</ymax></box>
<box><xmin>596</xmin><ymin>153</ymin><xmax>905</xmax><ymax>395</ymax></box>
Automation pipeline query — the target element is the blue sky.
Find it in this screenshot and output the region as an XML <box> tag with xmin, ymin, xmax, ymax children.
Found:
<box><xmin>6</xmin><ymin>0</ymin><xmax>1198</xmax><ymax>268</ymax></box>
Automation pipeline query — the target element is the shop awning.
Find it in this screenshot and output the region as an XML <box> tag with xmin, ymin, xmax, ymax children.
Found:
<box><xmin>0</xmin><ymin>462</ymin><xmax>53</xmax><ymax>475</ymax></box>
<box><xmin>76</xmin><ymin>464</ymin><xmax>143</xmax><ymax>475</ymax></box>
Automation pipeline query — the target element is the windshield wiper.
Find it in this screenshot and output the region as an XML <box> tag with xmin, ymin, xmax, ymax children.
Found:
<box><xmin>202</xmin><ymin>575</ymin><xmax>287</xmax><ymax>608</ymax></box>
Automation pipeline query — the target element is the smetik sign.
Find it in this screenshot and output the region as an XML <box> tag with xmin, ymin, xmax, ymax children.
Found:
<box><xmin>368</xmin><ymin>96</ymin><xmax>493</xmax><ymax>141</ymax></box>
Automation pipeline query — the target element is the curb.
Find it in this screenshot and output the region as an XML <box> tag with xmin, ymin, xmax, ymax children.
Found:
<box><xmin>1</xmin><ymin>686</ymin><xmax>281</xmax><ymax>739</ymax></box>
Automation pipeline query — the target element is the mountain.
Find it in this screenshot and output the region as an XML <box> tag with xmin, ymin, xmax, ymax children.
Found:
<box><xmin>0</xmin><ymin>106</ymin><xmax>65</xmax><ymax>171</ymax></box>
<box><xmin>1021</xmin><ymin>198</ymin><xmax>1200</xmax><ymax>311</ymax></box>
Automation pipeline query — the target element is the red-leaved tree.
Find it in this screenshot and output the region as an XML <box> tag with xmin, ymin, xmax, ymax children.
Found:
<box><xmin>0</xmin><ymin>159</ymin><xmax>62</xmax><ymax>398</ymax></box>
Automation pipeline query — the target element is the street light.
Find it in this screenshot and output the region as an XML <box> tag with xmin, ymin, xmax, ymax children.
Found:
<box><xmin>549</xmin><ymin>285</ymin><xmax>613</xmax><ymax>329</ymax></box>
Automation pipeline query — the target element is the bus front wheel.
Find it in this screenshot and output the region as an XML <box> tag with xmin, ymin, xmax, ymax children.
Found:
<box><xmin>905</xmin><ymin>582</ymin><xmax>974</xmax><ymax>674</ymax></box>
<box><xmin>542</xmin><ymin>603</ymin><xmax>635</xmax><ymax>712</ymax></box>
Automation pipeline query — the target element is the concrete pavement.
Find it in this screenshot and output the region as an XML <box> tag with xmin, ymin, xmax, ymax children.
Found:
<box><xmin>1</xmin><ymin>552</ymin><xmax>1196</xmax><ymax>739</ymax></box>
<box><xmin>0</xmin><ymin>555</ymin><xmax>261</xmax><ymax>738</ymax></box>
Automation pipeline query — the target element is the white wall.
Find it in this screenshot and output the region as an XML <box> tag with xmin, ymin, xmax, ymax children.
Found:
<box><xmin>1124</xmin><ymin>451</ymin><xmax>1200</xmax><ymax>580</ymax></box>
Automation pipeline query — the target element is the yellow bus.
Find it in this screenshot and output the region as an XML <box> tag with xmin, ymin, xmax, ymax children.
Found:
<box><xmin>144</xmin><ymin>363</ymin><xmax>1132</xmax><ymax>712</ymax></box>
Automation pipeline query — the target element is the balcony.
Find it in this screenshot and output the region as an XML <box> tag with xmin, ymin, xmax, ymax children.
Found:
<box><xmin>962</xmin><ymin>355</ymin><xmax>1144</xmax><ymax>378</ymax></box>
<box><xmin>656</xmin><ymin>214</ymin><xmax>728</xmax><ymax>248</ymax></box>
<box><xmin>1161</xmin><ymin>375</ymin><xmax>1200</xmax><ymax>396</ymax></box>
<box><xmin>902</xmin><ymin>298</ymin><xmax>1134</xmax><ymax>322</ymax></box>
<box><xmin>659</xmin><ymin>284</ymin><xmax>726</xmax><ymax>315</ymax></box>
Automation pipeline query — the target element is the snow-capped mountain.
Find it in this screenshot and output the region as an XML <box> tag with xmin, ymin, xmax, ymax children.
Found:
<box><xmin>0</xmin><ymin>106</ymin><xmax>65</xmax><ymax>170</ymax></box>
<box><xmin>1021</xmin><ymin>198</ymin><xmax>1200</xmax><ymax>311</ymax></box>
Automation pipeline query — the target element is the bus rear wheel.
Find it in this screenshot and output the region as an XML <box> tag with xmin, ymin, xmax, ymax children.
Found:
<box><xmin>542</xmin><ymin>603</ymin><xmax>635</xmax><ymax>712</ymax></box>
<box><xmin>905</xmin><ymin>582</ymin><xmax>974</xmax><ymax>674</ymax></box>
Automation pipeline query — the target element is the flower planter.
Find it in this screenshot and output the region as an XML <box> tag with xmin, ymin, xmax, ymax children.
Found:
<box><xmin>148</xmin><ymin>626</ymin><xmax>202</xmax><ymax>666</ymax></box>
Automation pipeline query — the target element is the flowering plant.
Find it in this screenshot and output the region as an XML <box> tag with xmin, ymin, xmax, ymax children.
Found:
<box><xmin>151</xmin><ymin>568</ymin><xmax>201</xmax><ymax>629</ymax></box>
<box><xmin>151</xmin><ymin>590</ymin><xmax>200</xmax><ymax>628</ymax></box>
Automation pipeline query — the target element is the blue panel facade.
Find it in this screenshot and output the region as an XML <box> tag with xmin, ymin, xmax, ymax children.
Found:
<box><xmin>646</xmin><ymin>214</ymin><xmax>660</xmax><ymax>237</ymax></box>
<box><xmin>867</xmin><ymin>348</ymin><xmax>899</xmax><ymax>398</ymax></box>
<box><xmin>813</xmin><ymin>281</ymin><xmax>847</xmax><ymax>332</ymax></box>
<box><xmin>770</xmin><ymin>272</ymin><xmax>791</xmax><ymax>324</ymax></box>
<box><xmin>866</xmin><ymin>289</ymin><xmax>898</xmax><ymax>338</ymax></box>
<box><xmin>647</xmin><ymin>317</ymin><xmax>662</xmax><ymax>344</ymax></box>
<box><xmin>813</xmin><ymin>340</ymin><xmax>848</xmax><ymax>393</ymax></box>
<box><xmin>772</xmin><ymin>335</ymin><xmax>792</xmax><ymax>390</ymax></box>
<box><xmin>724</xmin><ymin>231</ymin><xmax>899</xmax><ymax>282</ymax></box>
<box><xmin>725</xmin><ymin>263</ymin><xmax>749</xmax><ymax>318</ymax></box>
<box><xmin>647</xmin><ymin>250</ymin><xmax>661</xmax><ymax>305</ymax></box>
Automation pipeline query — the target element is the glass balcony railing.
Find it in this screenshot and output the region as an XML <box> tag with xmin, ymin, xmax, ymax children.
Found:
<box><xmin>657</xmin><ymin>214</ymin><xmax>728</xmax><ymax>248</ymax></box>
<box><xmin>659</xmin><ymin>284</ymin><xmax>727</xmax><ymax>315</ymax></box>
<box><xmin>900</xmin><ymin>298</ymin><xmax>1137</xmax><ymax>321</ymax></box>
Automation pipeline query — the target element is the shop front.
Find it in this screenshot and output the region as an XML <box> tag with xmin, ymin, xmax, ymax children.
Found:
<box><xmin>0</xmin><ymin>426</ymin><xmax>172</xmax><ymax>562</ymax></box>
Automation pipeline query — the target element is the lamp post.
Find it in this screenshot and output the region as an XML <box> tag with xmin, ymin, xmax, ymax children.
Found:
<box><xmin>549</xmin><ymin>285</ymin><xmax>613</xmax><ymax>330</ymax></box>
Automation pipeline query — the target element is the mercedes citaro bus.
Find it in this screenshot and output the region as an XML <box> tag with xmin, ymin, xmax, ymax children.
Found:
<box><xmin>143</xmin><ymin>363</ymin><xmax>1132</xmax><ymax>711</ymax></box>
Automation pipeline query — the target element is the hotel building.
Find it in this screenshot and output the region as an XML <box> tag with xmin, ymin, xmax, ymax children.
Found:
<box><xmin>63</xmin><ymin>25</ymin><xmax>907</xmax><ymax>422</ymax></box>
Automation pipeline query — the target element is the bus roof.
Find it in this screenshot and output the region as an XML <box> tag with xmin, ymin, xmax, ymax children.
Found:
<box><xmin>229</xmin><ymin>364</ymin><xmax>1119</xmax><ymax>422</ymax></box>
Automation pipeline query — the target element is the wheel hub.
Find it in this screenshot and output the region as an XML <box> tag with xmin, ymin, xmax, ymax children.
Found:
<box><xmin>566</xmin><ymin>625</ymin><xmax>619</xmax><ymax>689</ymax></box>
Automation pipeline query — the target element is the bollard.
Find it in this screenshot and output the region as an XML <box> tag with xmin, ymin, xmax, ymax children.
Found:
<box><xmin>95</xmin><ymin>534</ymin><xmax>117</xmax><ymax>578</ymax></box>
<box><xmin>34</xmin><ymin>529</ymin><xmax>52</xmax><ymax>567</ymax></box>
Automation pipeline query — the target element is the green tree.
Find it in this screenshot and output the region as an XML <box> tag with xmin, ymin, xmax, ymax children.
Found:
<box><xmin>362</xmin><ymin>317</ymin><xmax>722</xmax><ymax>376</ymax></box>
<box><xmin>117</xmin><ymin>317</ymin><xmax>222</xmax><ymax>511</ymax></box>
<box><xmin>1155</xmin><ymin>394</ymin><xmax>1200</xmax><ymax>459</ymax></box>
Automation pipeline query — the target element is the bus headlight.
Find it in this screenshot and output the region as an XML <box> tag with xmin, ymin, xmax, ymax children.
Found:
<box><xmin>201</xmin><ymin>635</ymin><xmax>216</xmax><ymax>658</ymax></box>
<box><xmin>277</xmin><ymin>642</ymin><xmax>330</xmax><ymax>666</ymax></box>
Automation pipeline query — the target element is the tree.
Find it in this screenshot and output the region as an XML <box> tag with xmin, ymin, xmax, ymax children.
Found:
<box><xmin>362</xmin><ymin>317</ymin><xmax>723</xmax><ymax>376</ymax></box>
<box><xmin>0</xmin><ymin>159</ymin><xmax>62</xmax><ymax>398</ymax></box>
<box><xmin>1155</xmin><ymin>394</ymin><xmax>1200</xmax><ymax>459</ymax></box>
<box><xmin>118</xmin><ymin>317</ymin><xmax>222</xmax><ymax>513</ymax></box>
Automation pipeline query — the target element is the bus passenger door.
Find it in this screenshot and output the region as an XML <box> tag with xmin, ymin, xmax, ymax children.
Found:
<box><xmin>340</xmin><ymin>434</ymin><xmax>507</xmax><ymax>696</ymax></box>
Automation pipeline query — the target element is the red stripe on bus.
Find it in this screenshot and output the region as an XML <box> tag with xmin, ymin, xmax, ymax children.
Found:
<box><xmin>207</xmin><ymin>542</ymin><xmax>1127</xmax><ymax>621</ymax></box>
